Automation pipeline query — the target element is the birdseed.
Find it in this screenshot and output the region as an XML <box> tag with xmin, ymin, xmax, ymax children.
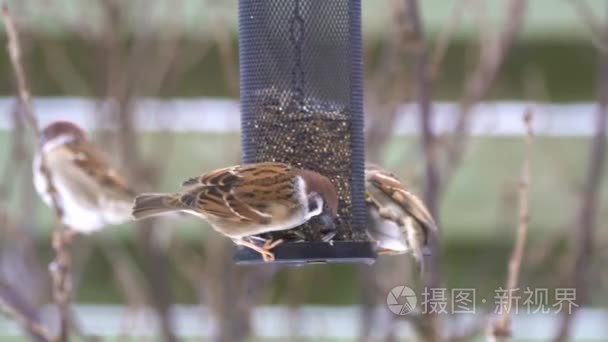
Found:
<box><xmin>243</xmin><ymin>87</ymin><xmax>367</xmax><ymax>242</ymax></box>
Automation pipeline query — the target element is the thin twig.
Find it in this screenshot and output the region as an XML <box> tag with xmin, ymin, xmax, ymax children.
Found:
<box><xmin>443</xmin><ymin>0</ymin><xmax>527</xmax><ymax>189</ymax></box>
<box><xmin>365</xmin><ymin>0</ymin><xmax>410</xmax><ymax>164</ymax></box>
<box><xmin>1</xmin><ymin>5</ymin><xmax>73</xmax><ymax>341</ymax></box>
<box><xmin>204</xmin><ymin>236</ymin><xmax>249</xmax><ymax>341</ymax></box>
<box><xmin>99</xmin><ymin>238</ymin><xmax>149</xmax><ymax>309</ymax></box>
<box><xmin>406</xmin><ymin>2</ymin><xmax>440</xmax><ymax>230</ymax></box>
<box><xmin>357</xmin><ymin>264</ymin><xmax>378</xmax><ymax>342</ymax></box>
<box><xmin>567</xmin><ymin>0</ymin><xmax>607</xmax><ymax>52</ymax></box>
<box><xmin>490</xmin><ymin>109</ymin><xmax>534</xmax><ymax>340</ymax></box>
<box><xmin>213</xmin><ymin>14</ymin><xmax>239</xmax><ymax>97</ymax></box>
<box><xmin>0</xmin><ymin>105</ymin><xmax>48</xmax><ymax>293</ymax></box>
<box><xmin>1</xmin><ymin>6</ymin><xmax>38</xmax><ymax>134</ymax></box>
<box><xmin>428</xmin><ymin>0</ymin><xmax>467</xmax><ymax>81</ymax></box>
<box><xmin>38</xmin><ymin>38</ymin><xmax>93</xmax><ymax>96</ymax></box>
<box><xmin>0</xmin><ymin>209</ymin><xmax>50</xmax><ymax>341</ymax></box>
<box><xmin>0</xmin><ymin>283</ymin><xmax>53</xmax><ymax>342</ymax></box>
<box><xmin>0</xmin><ymin>104</ymin><xmax>27</xmax><ymax>198</ymax></box>
<box><xmin>403</xmin><ymin>1</ymin><xmax>442</xmax><ymax>341</ymax></box>
<box><xmin>554</xmin><ymin>15</ymin><xmax>608</xmax><ymax>341</ymax></box>
<box><xmin>93</xmin><ymin>1</ymin><xmax>179</xmax><ymax>338</ymax></box>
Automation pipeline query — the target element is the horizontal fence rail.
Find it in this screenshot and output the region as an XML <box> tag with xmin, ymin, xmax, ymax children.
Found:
<box><xmin>0</xmin><ymin>97</ymin><xmax>602</xmax><ymax>136</ymax></box>
<box><xmin>0</xmin><ymin>305</ymin><xmax>605</xmax><ymax>339</ymax></box>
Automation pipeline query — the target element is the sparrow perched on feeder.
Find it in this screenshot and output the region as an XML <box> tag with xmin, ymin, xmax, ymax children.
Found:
<box><xmin>33</xmin><ymin>121</ymin><xmax>135</xmax><ymax>234</ymax></box>
<box><xmin>365</xmin><ymin>164</ymin><xmax>438</xmax><ymax>273</ymax></box>
<box><xmin>132</xmin><ymin>162</ymin><xmax>338</xmax><ymax>261</ymax></box>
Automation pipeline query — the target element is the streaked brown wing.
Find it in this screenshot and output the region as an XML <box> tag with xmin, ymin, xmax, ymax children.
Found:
<box><xmin>182</xmin><ymin>162</ymin><xmax>292</xmax><ymax>187</ymax></box>
<box><xmin>65</xmin><ymin>142</ymin><xmax>135</xmax><ymax>199</ymax></box>
<box><xmin>229</xmin><ymin>162</ymin><xmax>297</xmax><ymax>209</ymax></box>
<box><xmin>182</xmin><ymin>165</ymin><xmax>237</xmax><ymax>187</ymax></box>
<box><xmin>390</xmin><ymin>187</ymin><xmax>437</xmax><ymax>232</ymax></box>
<box><xmin>178</xmin><ymin>162</ymin><xmax>295</xmax><ymax>224</ymax></box>
<box><xmin>179</xmin><ymin>187</ymin><xmax>246</xmax><ymax>221</ymax></box>
<box><xmin>367</xmin><ymin>168</ymin><xmax>437</xmax><ymax>233</ymax></box>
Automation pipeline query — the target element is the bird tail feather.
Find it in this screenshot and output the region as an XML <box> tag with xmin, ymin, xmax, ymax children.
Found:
<box><xmin>132</xmin><ymin>193</ymin><xmax>179</xmax><ymax>220</ymax></box>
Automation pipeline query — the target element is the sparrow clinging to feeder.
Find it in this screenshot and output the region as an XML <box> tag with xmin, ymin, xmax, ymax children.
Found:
<box><xmin>132</xmin><ymin>162</ymin><xmax>339</xmax><ymax>262</ymax></box>
<box><xmin>365</xmin><ymin>164</ymin><xmax>438</xmax><ymax>273</ymax></box>
<box><xmin>33</xmin><ymin>121</ymin><xmax>135</xmax><ymax>234</ymax></box>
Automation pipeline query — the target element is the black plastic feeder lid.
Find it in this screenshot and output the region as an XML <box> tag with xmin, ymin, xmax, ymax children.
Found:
<box><xmin>234</xmin><ymin>241</ymin><xmax>376</xmax><ymax>265</ymax></box>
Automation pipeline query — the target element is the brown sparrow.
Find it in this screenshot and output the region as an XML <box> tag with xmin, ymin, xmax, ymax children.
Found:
<box><xmin>365</xmin><ymin>164</ymin><xmax>438</xmax><ymax>272</ymax></box>
<box><xmin>132</xmin><ymin>162</ymin><xmax>338</xmax><ymax>261</ymax></box>
<box><xmin>33</xmin><ymin>121</ymin><xmax>135</xmax><ymax>234</ymax></box>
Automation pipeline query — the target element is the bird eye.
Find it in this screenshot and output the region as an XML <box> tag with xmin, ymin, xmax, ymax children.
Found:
<box><xmin>308</xmin><ymin>196</ymin><xmax>319</xmax><ymax>212</ymax></box>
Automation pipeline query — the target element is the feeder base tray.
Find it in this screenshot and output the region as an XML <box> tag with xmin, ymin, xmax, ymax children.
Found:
<box><xmin>234</xmin><ymin>241</ymin><xmax>376</xmax><ymax>265</ymax></box>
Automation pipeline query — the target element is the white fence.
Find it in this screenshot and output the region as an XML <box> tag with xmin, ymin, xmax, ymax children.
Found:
<box><xmin>0</xmin><ymin>97</ymin><xmax>602</xmax><ymax>136</ymax></box>
<box><xmin>0</xmin><ymin>305</ymin><xmax>606</xmax><ymax>339</ymax></box>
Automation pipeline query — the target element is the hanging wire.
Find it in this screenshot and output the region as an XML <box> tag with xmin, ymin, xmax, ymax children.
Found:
<box><xmin>289</xmin><ymin>0</ymin><xmax>305</xmax><ymax>107</ymax></box>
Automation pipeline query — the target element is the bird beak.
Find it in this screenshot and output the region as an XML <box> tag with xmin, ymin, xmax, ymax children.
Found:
<box><xmin>319</xmin><ymin>207</ymin><xmax>337</xmax><ymax>242</ymax></box>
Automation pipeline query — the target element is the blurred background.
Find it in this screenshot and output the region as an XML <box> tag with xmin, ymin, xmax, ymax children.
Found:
<box><xmin>0</xmin><ymin>0</ymin><xmax>607</xmax><ymax>341</ymax></box>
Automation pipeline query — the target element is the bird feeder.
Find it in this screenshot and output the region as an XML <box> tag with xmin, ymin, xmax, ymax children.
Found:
<box><xmin>236</xmin><ymin>0</ymin><xmax>375</xmax><ymax>264</ymax></box>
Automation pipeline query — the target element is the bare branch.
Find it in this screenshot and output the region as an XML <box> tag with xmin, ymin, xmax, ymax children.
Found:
<box><xmin>99</xmin><ymin>238</ymin><xmax>148</xmax><ymax>310</ymax></box>
<box><xmin>0</xmin><ymin>105</ymin><xmax>27</xmax><ymax>198</ymax></box>
<box><xmin>0</xmin><ymin>282</ymin><xmax>53</xmax><ymax>342</ymax></box>
<box><xmin>213</xmin><ymin>15</ymin><xmax>239</xmax><ymax>97</ymax></box>
<box><xmin>2</xmin><ymin>5</ymin><xmax>38</xmax><ymax>134</ymax></box>
<box><xmin>402</xmin><ymin>0</ymin><xmax>442</xmax><ymax>341</ymax></box>
<box><xmin>405</xmin><ymin>4</ymin><xmax>440</xmax><ymax>226</ymax></box>
<box><xmin>429</xmin><ymin>0</ymin><xmax>467</xmax><ymax>81</ymax></box>
<box><xmin>554</xmin><ymin>18</ymin><xmax>608</xmax><ymax>341</ymax></box>
<box><xmin>443</xmin><ymin>0</ymin><xmax>527</xmax><ymax>188</ymax></box>
<box><xmin>490</xmin><ymin>109</ymin><xmax>534</xmax><ymax>340</ymax></box>
<box><xmin>93</xmin><ymin>3</ymin><xmax>179</xmax><ymax>333</ymax></box>
<box><xmin>1</xmin><ymin>5</ymin><xmax>73</xmax><ymax>341</ymax></box>
<box><xmin>38</xmin><ymin>38</ymin><xmax>93</xmax><ymax>96</ymax></box>
<box><xmin>365</xmin><ymin>0</ymin><xmax>413</xmax><ymax>163</ymax></box>
<box><xmin>135</xmin><ymin>227</ymin><xmax>177</xmax><ymax>342</ymax></box>
<box><xmin>567</xmin><ymin>0</ymin><xmax>608</xmax><ymax>52</ymax></box>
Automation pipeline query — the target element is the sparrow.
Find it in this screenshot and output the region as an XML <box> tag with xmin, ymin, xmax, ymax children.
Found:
<box><xmin>131</xmin><ymin>162</ymin><xmax>338</xmax><ymax>261</ymax></box>
<box><xmin>365</xmin><ymin>164</ymin><xmax>438</xmax><ymax>273</ymax></box>
<box><xmin>33</xmin><ymin>121</ymin><xmax>135</xmax><ymax>234</ymax></box>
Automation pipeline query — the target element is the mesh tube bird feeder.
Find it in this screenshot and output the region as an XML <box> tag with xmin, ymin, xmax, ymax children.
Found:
<box><xmin>236</xmin><ymin>0</ymin><xmax>375</xmax><ymax>264</ymax></box>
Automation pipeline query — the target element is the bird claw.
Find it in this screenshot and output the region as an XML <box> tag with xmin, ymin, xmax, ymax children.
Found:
<box><xmin>263</xmin><ymin>239</ymin><xmax>283</xmax><ymax>250</ymax></box>
<box><xmin>260</xmin><ymin>239</ymin><xmax>283</xmax><ymax>261</ymax></box>
<box><xmin>261</xmin><ymin>250</ymin><xmax>275</xmax><ymax>262</ymax></box>
<box><xmin>321</xmin><ymin>230</ymin><xmax>337</xmax><ymax>242</ymax></box>
<box><xmin>237</xmin><ymin>238</ymin><xmax>283</xmax><ymax>262</ymax></box>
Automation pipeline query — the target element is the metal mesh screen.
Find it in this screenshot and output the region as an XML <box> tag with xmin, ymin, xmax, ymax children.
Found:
<box><xmin>240</xmin><ymin>0</ymin><xmax>366</xmax><ymax>242</ymax></box>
